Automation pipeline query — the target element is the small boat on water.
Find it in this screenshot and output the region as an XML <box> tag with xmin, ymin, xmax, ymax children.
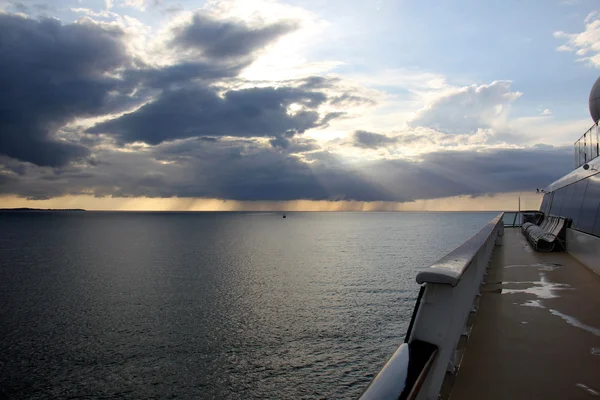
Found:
<box><xmin>282</xmin><ymin>213</ymin><xmax>286</xmax><ymax>218</ymax></box>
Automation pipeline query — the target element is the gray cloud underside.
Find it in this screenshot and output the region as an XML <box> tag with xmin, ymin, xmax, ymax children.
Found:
<box><xmin>352</xmin><ymin>130</ymin><xmax>398</xmax><ymax>149</ymax></box>
<box><xmin>0</xmin><ymin>12</ymin><xmax>309</xmax><ymax>165</ymax></box>
<box><xmin>0</xmin><ymin>12</ymin><xmax>573</xmax><ymax>203</ymax></box>
<box><xmin>171</xmin><ymin>14</ymin><xmax>298</xmax><ymax>60</ymax></box>
<box><xmin>1</xmin><ymin>141</ymin><xmax>572</xmax><ymax>201</ymax></box>
<box><xmin>88</xmin><ymin>86</ymin><xmax>334</xmax><ymax>144</ymax></box>
<box><xmin>0</xmin><ymin>13</ymin><xmax>130</xmax><ymax>167</ymax></box>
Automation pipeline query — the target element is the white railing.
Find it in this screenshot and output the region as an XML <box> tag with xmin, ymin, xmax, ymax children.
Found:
<box><xmin>360</xmin><ymin>213</ymin><xmax>504</xmax><ymax>400</ymax></box>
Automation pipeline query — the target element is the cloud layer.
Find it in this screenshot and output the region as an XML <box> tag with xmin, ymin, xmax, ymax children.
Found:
<box><xmin>0</xmin><ymin>14</ymin><xmax>131</xmax><ymax>166</ymax></box>
<box><xmin>0</xmin><ymin>6</ymin><xmax>579</xmax><ymax>206</ymax></box>
<box><xmin>0</xmin><ymin>139</ymin><xmax>573</xmax><ymax>202</ymax></box>
<box><xmin>88</xmin><ymin>86</ymin><xmax>333</xmax><ymax>145</ymax></box>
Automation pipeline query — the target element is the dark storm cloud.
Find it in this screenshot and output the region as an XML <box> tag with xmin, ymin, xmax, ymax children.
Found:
<box><xmin>163</xmin><ymin>142</ymin><xmax>393</xmax><ymax>201</ymax></box>
<box><xmin>76</xmin><ymin>13</ymin><xmax>343</xmax><ymax>147</ymax></box>
<box><xmin>172</xmin><ymin>13</ymin><xmax>298</xmax><ymax>60</ymax></box>
<box><xmin>88</xmin><ymin>86</ymin><xmax>339</xmax><ymax>145</ymax></box>
<box><xmin>0</xmin><ymin>13</ymin><xmax>131</xmax><ymax>166</ymax></box>
<box><xmin>0</xmin><ymin>138</ymin><xmax>393</xmax><ymax>201</ymax></box>
<box><xmin>1</xmin><ymin>137</ymin><xmax>573</xmax><ymax>202</ymax></box>
<box><xmin>373</xmin><ymin>146</ymin><xmax>573</xmax><ymax>200</ymax></box>
<box><xmin>0</xmin><ymin>11</ymin><xmax>569</xmax><ymax>204</ymax></box>
<box><xmin>352</xmin><ymin>130</ymin><xmax>397</xmax><ymax>149</ymax></box>
<box><xmin>419</xmin><ymin>147</ymin><xmax>573</xmax><ymax>194</ymax></box>
<box><xmin>233</xmin><ymin>145</ymin><xmax>572</xmax><ymax>201</ymax></box>
<box><xmin>124</xmin><ymin>61</ymin><xmax>248</xmax><ymax>89</ymax></box>
<box><xmin>0</xmin><ymin>10</ymin><xmax>325</xmax><ymax>168</ymax></box>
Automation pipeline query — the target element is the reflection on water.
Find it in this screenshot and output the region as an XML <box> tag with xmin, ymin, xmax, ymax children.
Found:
<box><xmin>0</xmin><ymin>211</ymin><xmax>495</xmax><ymax>399</ymax></box>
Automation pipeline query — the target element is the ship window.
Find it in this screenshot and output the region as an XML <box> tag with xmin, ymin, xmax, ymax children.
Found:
<box><xmin>560</xmin><ymin>183</ymin><xmax>576</xmax><ymax>221</ymax></box>
<box><xmin>563</xmin><ymin>180</ymin><xmax>587</xmax><ymax>229</ymax></box>
<box><xmin>549</xmin><ymin>187</ymin><xmax>566</xmax><ymax>216</ymax></box>
<box><xmin>579</xmin><ymin>175</ymin><xmax>600</xmax><ymax>234</ymax></box>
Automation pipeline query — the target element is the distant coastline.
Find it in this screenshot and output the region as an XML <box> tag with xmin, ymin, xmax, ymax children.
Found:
<box><xmin>0</xmin><ymin>208</ymin><xmax>86</xmax><ymax>212</ymax></box>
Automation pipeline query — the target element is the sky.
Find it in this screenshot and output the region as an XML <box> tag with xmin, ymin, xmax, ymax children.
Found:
<box><xmin>0</xmin><ymin>0</ymin><xmax>598</xmax><ymax>211</ymax></box>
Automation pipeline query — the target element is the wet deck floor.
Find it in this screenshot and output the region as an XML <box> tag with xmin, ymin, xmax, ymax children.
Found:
<box><xmin>449</xmin><ymin>227</ymin><xmax>600</xmax><ymax>400</ymax></box>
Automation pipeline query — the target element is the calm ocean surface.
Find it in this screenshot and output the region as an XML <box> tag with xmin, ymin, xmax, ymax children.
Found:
<box><xmin>0</xmin><ymin>211</ymin><xmax>496</xmax><ymax>399</ymax></box>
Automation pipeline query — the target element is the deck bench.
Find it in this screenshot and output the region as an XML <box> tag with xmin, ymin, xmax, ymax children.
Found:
<box><xmin>521</xmin><ymin>215</ymin><xmax>570</xmax><ymax>252</ymax></box>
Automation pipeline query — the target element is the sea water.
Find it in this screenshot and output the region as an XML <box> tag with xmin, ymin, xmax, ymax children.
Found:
<box><xmin>0</xmin><ymin>211</ymin><xmax>496</xmax><ymax>399</ymax></box>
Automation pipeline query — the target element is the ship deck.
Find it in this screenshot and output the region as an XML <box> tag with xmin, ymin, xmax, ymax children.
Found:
<box><xmin>448</xmin><ymin>227</ymin><xmax>600</xmax><ymax>400</ymax></box>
